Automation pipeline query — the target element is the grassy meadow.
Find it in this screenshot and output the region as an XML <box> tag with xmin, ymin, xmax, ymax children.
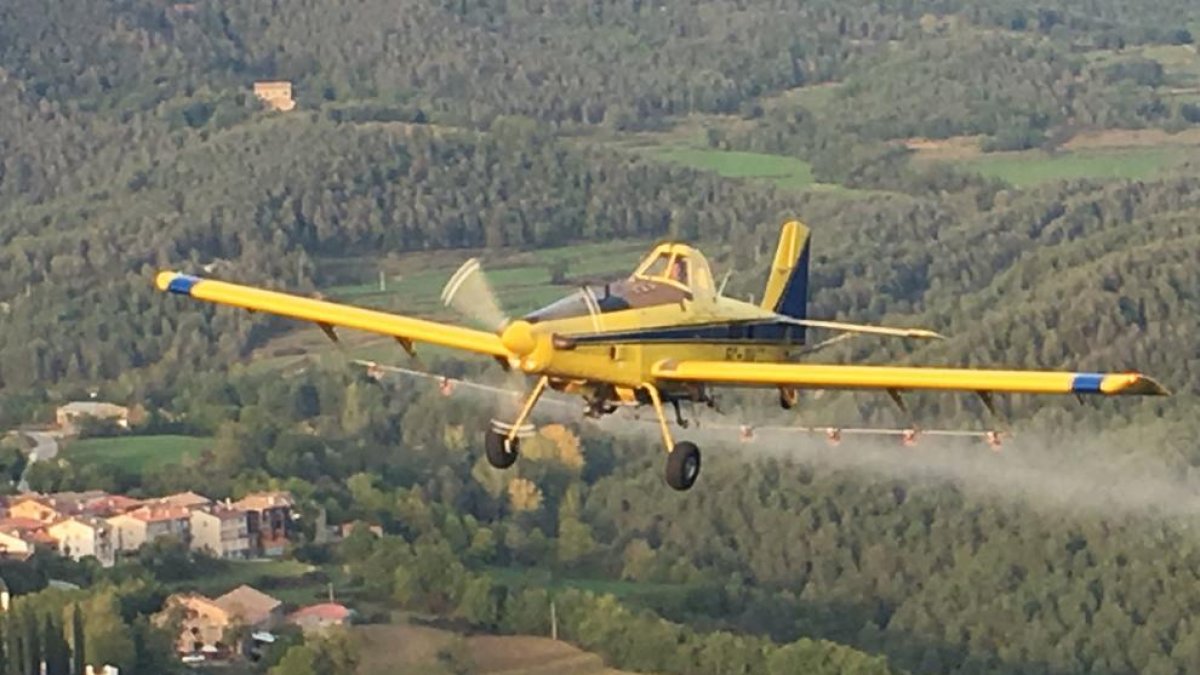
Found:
<box><xmin>958</xmin><ymin>146</ymin><xmax>1192</xmax><ymax>186</ymax></box>
<box><xmin>63</xmin><ymin>434</ymin><xmax>212</xmax><ymax>471</ymax></box>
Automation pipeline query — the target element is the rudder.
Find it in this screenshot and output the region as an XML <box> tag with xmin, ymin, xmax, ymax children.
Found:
<box><xmin>761</xmin><ymin>220</ymin><xmax>810</xmax><ymax>319</ymax></box>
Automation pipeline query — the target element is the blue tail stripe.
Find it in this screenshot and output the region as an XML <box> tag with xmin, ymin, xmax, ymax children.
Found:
<box><xmin>166</xmin><ymin>275</ymin><xmax>200</xmax><ymax>296</ymax></box>
<box><xmin>1071</xmin><ymin>373</ymin><xmax>1104</xmax><ymax>394</ymax></box>
<box><xmin>774</xmin><ymin>239</ymin><xmax>810</xmax><ymax>320</ymax></box>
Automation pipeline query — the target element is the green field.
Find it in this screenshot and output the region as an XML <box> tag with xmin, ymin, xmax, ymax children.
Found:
<box><xmin>64</xmin><ymin>434</ymin><xmax>212</xmax><ymax>471</ymax></box>
<box><xmin>635</xmin><ymin>146</ymin><xmax>815</xmax><ymax>190</ymax></box>
<box><xmin>959</xmin><ymin>146</ymin><xmax>1191</xmax><ymax>186</ymax></box>
<box><xmin>168</xmin><ymin>559</ymin><xmax>319</xmax><ymax>599</ymax></box>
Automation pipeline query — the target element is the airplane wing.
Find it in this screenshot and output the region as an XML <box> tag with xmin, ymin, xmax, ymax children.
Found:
<box><xmin>155</xmin><ymin>271</ymin><xmax>509</xmax><ymax>357</ymax></box>
<box><xmin>651</xmin><ymin>360</ymin><xmax>1169</xmax><ymax>396</ymax></box>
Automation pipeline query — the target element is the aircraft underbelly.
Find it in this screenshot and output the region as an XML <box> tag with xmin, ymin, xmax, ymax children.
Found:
<box><xmin>544</xmin><ymin>340</ymin><xmax>794</xmax><ymax>388</ymax></box>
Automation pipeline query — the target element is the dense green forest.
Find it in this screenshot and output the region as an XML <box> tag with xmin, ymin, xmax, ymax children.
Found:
<box><xmin>3</xmin><ymin>0</ymin><xmax>1200</xmax><ymax>673</ymax></box>
<box><xmin>729</xmin><ymin>30</ymin><xmax>1186</xmax><ymax>159</ymax></box>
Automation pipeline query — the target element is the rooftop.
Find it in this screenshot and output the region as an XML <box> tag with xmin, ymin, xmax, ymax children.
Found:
<box><xmin>197</xmin><ymin>506</ymin><xmax>246</xmax><ymax>521</ymax></box>
<box><xmin>156</xmin><ymin>491</ymin><xmax>212</xmax><ymax>509</ymax></box>
<box><xmin>126</xmin><ymin>505</ymin><xmax>191</xmax><ymax>523</ymax></box>
<box><xmin>214</xmin><ymin>585</ymin><xmax>281</xmax><ymax>625</ymax></box>
<box><xmin>234</xmin><ymin>491</ymin><xmax>295</xmax><ymax>511</ymax></box>
<box><xmin>0</xmin><ymin>517</ymin><xmax>50</xmax><ymax>532</ymax></box>
<box><xmin>48</xmin><ymin>515</ymin><xmax>111</xmax><ymax>532</ymax></box>
<box><xmin>57</xmin><ymin>402</ymin><xmax>128</xmax><ymax>416</ymax></box>
<box><xmin>288</xmin><ymin>603</ymin><xmax>352</xmax><ymax>623</ymax></box>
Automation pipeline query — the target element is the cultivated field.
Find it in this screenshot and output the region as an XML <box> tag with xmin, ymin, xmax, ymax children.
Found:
<box><xmin>355</xmin><ymin>623</ymin><xmax>644</xmax><ymax>675</ymax></box>
<box><xmin>961</xmin><ymin>146</ymin><xmax>1192</xmax><ymax>186</ymax></box>
<box><xmin>908</xmin><ymin>133</ymin><xmax>1196</xmax><ymax>186</ymax></box>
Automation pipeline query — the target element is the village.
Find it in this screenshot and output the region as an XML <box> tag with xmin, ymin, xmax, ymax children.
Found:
<box><xmin>0</xmin><ymin>400</ymin><xmax>377</xmax><ymax>669</ymax></box>
<box><xmin>0</xmin><ymin>485</ymin><xmax>355</xmax><ymax>664</ymax></box>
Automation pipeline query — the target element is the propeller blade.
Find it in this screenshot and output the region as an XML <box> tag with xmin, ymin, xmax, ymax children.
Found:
<box><xmin>440</xmin><ymin>258</ymin><xmax>532</xmax><ymax>414</ymax></box>
<box><xmin>441</xmin><ymin>257</ymin><xmax>508</xmax><ymax>332</ymax></box>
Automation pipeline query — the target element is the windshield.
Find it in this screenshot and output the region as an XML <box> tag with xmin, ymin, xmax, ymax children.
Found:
<box><xmin>524</xmin><ymin>285</ymin><xmax>631</xmax><ymax>323</ymax></box>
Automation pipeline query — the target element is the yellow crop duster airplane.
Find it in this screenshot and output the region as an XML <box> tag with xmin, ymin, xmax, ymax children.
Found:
<box><xmin>156</xmin><ymin>221</ymin><xmax>1167</xmax><ymax>491</ymax></box>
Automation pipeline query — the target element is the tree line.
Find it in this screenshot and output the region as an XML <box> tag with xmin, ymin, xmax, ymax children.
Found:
<box><xmin>19</xmin><ymin>361</ymin><xmax>1200</xmax><ymax>674</ymax></box>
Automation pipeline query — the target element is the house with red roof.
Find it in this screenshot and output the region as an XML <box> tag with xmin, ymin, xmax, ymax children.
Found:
<box><xmin>286</xmin><ymin>603</ymin><xmax>353</xmax><ymax>634</ymax></box>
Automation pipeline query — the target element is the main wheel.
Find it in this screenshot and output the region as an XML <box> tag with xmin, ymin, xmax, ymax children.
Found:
<box><xmin>485</xmin><ymin>430</ymin><xmax>520</xmax><ymax>469</ymax></box>
<box><xmin>665</xmin><ymin>441</ymin><xmax>701</xmax><ymax>491</ymax></box>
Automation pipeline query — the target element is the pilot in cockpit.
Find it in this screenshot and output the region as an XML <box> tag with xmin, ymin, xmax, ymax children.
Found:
<box><xmin>668</xmin><ymin>257</ymin><xmax>688</xmax><ymax>285</ymax></box>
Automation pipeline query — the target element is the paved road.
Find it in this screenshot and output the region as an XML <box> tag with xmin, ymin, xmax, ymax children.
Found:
<box><xmin>25</xmin><ymin>431</ymin><xmax>60</xmax><ymax>462</ymax></box>
<box><xmin>11</xmin><ymin>430</ymin><xmax>61</xmax><ymax>491</ymax></box>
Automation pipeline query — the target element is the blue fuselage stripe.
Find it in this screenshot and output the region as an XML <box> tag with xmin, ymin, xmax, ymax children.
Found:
<box><xmin>568</xmin><ymin>320</ymin><xmax>806</xmax><ymax>346</ymax></box>
<box><xmin>1071</xmin><ymin>373</ymin><xmax>1105</xmax><ymax>394</ymax></box>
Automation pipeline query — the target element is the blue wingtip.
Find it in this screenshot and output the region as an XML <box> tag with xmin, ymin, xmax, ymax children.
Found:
<box><xmin>157</xmin><ymin>272</ymin><xmax>200</xmax><ymax>296</ymax></box>
<box><xmin>1070</xmin><ymin>373</ymin><xmax>1104</xmax><ymax>394</ymax></box>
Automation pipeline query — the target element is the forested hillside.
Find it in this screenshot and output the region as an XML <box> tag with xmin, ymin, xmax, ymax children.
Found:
<box><xmin>3</xmin><ymin>0</ymin><xmax>1200</xmax><ymax>673</ymax></box>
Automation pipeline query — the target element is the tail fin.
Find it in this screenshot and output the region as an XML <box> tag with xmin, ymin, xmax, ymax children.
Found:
<box><xmin>761</xmin><ymin>220</ymin><xmax>811</xmax><ymax>319</ymax></box>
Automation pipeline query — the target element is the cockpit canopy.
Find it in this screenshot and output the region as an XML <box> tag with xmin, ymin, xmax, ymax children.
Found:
<box><xmin>523</xmin><ymin>243</ymin><xmax>716</xmax><ymax>324</ymax></box>
<box><xmin>631</xmin><ymin>243</ymin><xmax>716</xmax><ymax>297</ymax></box>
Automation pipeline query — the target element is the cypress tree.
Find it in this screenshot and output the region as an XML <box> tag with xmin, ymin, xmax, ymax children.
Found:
<box><xmin>42</xmin><ymin>613</ymin><xmax>68</xmax><ymax>675</ymax></box>
<box><xmin>5</xmin><ymin>611</ymin><xmax>23</xmax><ymax>675</ymax></box>
<box><xmin>70</xmin><ymin>605</ymin><xmax>84</xmax><ymax>675</ymax></box>
<box><xmin>23</xmin><ymin>609</ymin><xmax>39</xmax><ymax>675</ymax></box>
<box><xmin>9</xmin><ymin>634</ymin><xmax>22</xmax><ymax>675</ymax></box>
<box><xmin>0</xmin><ymin>616</ymin><xmax>8</xmax><ymax>675</ymax></box>
<box><xmin>3</xmin><ymin>628</ymin><xmax>15</xmax><ymax>675</ymax></box>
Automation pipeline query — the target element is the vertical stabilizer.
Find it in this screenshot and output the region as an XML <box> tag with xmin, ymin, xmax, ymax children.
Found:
<box><xmin>761</xmin><ymin>220</ymin><xmax>811</xmax><ymax>319</ymax></box>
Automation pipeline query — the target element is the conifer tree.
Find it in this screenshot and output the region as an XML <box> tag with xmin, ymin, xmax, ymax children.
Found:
<box><xmin>42</xmin><ymin>614</ymin><xmax>69</xmax><ymax>675</ymax></box>
<box><xmin>23</xmin><ymin>609</ymin><xmax>39</xmax><ymax>675</ymax></box>
<box><xmin>70</xmin><ymin>605</ymin><xmax>84</xmax><ymax>675</ymax></box>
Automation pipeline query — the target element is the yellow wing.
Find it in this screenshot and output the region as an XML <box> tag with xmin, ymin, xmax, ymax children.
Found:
<box><xmin>651</xmin><ymin>360</ymin><xmax>1168</xmax><ymax>396</ymax></box>
<box><xmin>155</xmin><ymin>271</ymin><xmax>509</xmax><ymax>357</ymax></box>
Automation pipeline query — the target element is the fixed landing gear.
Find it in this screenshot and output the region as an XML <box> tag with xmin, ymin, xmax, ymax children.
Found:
<box><xmin>643</xmin><ymin>384</ymin><xmax>702</xmax><ymax>491</ymax></box>
<box><xmin>485</xmin><ymin>430</ymin><xmax>520</xmax><ymax>468</ymax></box>
<box><xmin>665</xmin><ymin>441</ymin><xmax>701</xmax><ymax>491</ymax></box>
<box><xmin>484</xmin><ymin>375</ymin><xmax>547</xmax><ymax>470</ymax></box>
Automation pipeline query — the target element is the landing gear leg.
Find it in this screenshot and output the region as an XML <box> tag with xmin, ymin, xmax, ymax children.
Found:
<box><xmin>779</xmin><ymin>386</ymin><xmax>798</xmax><ymax>410</ymax></box>
<box><xmin>643</xmin><ymin>384</ymin><xmax>701</xmax><ymax>491</ymax></box>
<box><xmin>485</xmin><ymin>375</ymin><xmax>548</xmax><ymax>469</ymax></box>
<box><xmin>671</xmin><ymin>400</ymin><xmax>690</xmax><ymax>428</ymax></box>
<box><xmin>977</xmin><ymin>391</ymin><xmax>1007</xmax><ymax>452</ymax></box>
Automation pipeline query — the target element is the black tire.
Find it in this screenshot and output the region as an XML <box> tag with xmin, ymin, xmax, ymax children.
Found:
<box><xmin>665</xmin><ymin>441</ymin><xmax>701</xmax><ymax>491</ymax></box>
<box><xmin>485</xmin><ymin>430</ymin><xmax>520</xmax><ymax>469</ymax></box>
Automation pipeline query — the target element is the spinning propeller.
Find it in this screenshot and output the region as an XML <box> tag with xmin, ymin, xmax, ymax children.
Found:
<box><xmin>440</xmin><ymin>258</ymin><xmax>542</xmax><ymax>429</ymax></box>
<box><xmin>440</xmin><ymin>258</ymin><xmax>509</xmax><ymax>333</ymax></box>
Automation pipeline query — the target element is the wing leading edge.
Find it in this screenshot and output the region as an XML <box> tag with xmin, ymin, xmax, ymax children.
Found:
<box><xmin>651</xmin><ymin>360</ymin><xmax>1168</xmax><ymax>396</ymax></box>
<box><xmin>155</xmin><ymin>271</ymin><xmax>509</xmax><ymax>357</ymax></box>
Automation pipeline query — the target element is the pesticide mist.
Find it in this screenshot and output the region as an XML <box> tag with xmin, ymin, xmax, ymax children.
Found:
<box><xmin>590</xmin><ymin>410</ymin><xmax>1199</xmax><ymax>522</ymax></box>
<box><xmin>409</xmin><ymin>373</ymin><xmax>1196</xmax><ymax>521</ymax></box>
<box><xmin>744</xmin><ymin>429</ymin><xmax>1197</xmax><ymax>519</ymax></box>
